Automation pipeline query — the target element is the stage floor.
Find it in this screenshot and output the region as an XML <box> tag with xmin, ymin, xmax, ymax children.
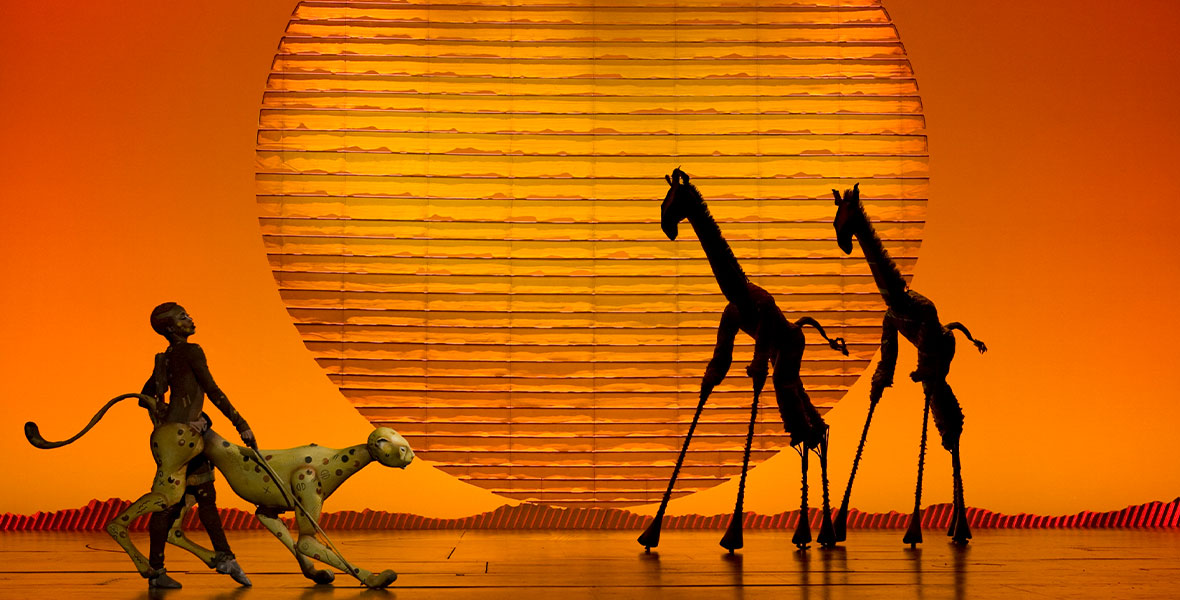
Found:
<box><xmin>1</xmin><ymin>529</ymin><xmax>1177</xmax><ymax>599</ymax></box>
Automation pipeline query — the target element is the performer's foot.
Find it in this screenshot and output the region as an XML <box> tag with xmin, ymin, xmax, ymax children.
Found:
<box><xmin>147</xmin><ymin>570</ymin><xmax>182</xmax><ymax>589</ymax></box>
<box><xmin>215</xmin><ymin>555</ymin><xmax>253</xmax><ymax>587</ymax></box>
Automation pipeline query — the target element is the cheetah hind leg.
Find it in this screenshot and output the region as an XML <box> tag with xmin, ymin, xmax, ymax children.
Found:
<box><xmin>165</xmin><ymin>494</ymin><xmax>218</xmax><ymax>567</ymax></box>
<box><xmin>105</xmin><ymin>492</ymin><xmax>171</xmax><ymax>577</ymax></box>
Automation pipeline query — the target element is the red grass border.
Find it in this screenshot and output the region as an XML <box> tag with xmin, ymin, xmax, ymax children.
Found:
<box><xmin>2</xmin><ymin>498</ymin><xmax>1177</xmax><ymax>532</ymax></box>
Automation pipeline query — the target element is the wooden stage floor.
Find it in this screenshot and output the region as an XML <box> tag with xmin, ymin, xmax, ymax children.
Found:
<box><xmin>1</xmin><ymin>529</ymin><xmax>1177</xmax><ymax>599</ymax></box>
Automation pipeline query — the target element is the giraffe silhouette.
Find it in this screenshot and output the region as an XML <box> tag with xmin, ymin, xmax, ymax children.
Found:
<box><xmin>638</xmin><ymin>169</ymin><xmax>849</xmax><ymax>552</ymax></box>
<box><xmin>832</xmin><ymin>184</ymin><xmax>987</xmax><ymax>546</ymax></box>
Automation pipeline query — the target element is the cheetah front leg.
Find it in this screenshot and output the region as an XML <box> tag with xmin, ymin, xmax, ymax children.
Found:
<box><xmin>254</xmin><ymin>508</ymin><xmax>335</xmax><ymax>585</ymax></box>
<box><xmin>290</xmin><ymin>467</ymin><xmax>396</xmax><ymax>588</ymax></box>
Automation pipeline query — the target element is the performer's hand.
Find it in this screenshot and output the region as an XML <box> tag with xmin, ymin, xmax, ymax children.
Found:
<box><xmin>745</xmin><ymin>363</ymin><xmax>768</xmax><ymax>386</ymax></box>
<box><xmin>241</xmin><ymin>429</ymin><xmax>258</xmax><ymax>450</ymax></box>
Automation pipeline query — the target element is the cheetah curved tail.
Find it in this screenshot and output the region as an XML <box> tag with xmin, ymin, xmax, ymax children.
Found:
<box><xmin>25</xmin><ymin>393</ymin><xmax>156</xmax><ymax>449</ymax></box>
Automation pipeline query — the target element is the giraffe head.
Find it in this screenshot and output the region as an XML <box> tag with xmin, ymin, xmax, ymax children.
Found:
<box><xmin>661</xmin><ymin>168</ymin><xmax>702</xmax><ymax>241</ymax></box>
<box><xmin>366</xmin><ymin>427</ymin><xmax>415</xmax><ymax>468</ymax></box>
<box><xmin>832</xmin><ymin>183</ymin><xmax>863</xmax><ymax>254</ymax></box>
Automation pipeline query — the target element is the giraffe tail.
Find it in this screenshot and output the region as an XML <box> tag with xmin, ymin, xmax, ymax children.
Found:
<box><xmin>946</xmin><ymin>322</ymin><xmax>988</xmax><ymax>354</ymax></box>
<box><xmin>795</xmin><ymin>317</ymin><xmax>849</xmax><ymax>356</ymax></box>
<box><xmin>25</xmin><ymin>393</ymin><xmax>155</xmax><ymax>449</ymax></box>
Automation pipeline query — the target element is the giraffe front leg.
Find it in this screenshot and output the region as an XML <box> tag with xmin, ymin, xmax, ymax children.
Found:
<box><xmin>255</xmin><ymin>508</ymin><xmax>334</xmax><ymax>585</ymax></box>
<box><xmin>291</xmin><ymin>469</ymin><xmax>396</xmax><ymax>588</ymax></box>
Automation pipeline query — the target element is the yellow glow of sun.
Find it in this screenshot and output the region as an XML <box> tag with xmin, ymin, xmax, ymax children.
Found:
<box><xmin>257</xmin><ymin>0</ymin><xmax>926</xmax><ymax>508</ymax></box>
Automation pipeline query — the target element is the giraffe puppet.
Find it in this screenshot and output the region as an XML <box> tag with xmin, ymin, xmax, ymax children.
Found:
<box><xmin>832</xmin><ymin>183</ymin><xmax>987</xmax><ymax>546</ymax></box>
<box><xmin>638</xmin><ymin>169</ymin><xmax>850</xmax><ymax>552</ymax></box>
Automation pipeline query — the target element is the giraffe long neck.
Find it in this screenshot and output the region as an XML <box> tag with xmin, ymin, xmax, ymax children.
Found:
<box><xmin>686</xmin><ymin>200</ymin><xmax>753</xmax><ymax>309</ymax></box>
<box><xmin>853</xmin><ymin>204</ymin><xmax>908</xmax><ymax>308</ymax></box>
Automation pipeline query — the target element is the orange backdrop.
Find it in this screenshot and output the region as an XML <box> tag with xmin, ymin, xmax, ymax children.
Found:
<box><xmin>1</xmin><ymin>0</ymin><xmax>1178</xmax><ymax>518</ymax></box>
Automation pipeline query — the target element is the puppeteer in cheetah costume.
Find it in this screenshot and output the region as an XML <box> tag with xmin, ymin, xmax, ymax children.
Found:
<box><xmin>25</xmin><ymin>303</ymin><xmax>416</xmax><ymax>589</ymax></box>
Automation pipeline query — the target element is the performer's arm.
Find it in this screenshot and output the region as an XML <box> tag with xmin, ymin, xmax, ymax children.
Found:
<box><xmin>871</xmin><ymin>314</ymin><xmax>898</xmax><ymax>401</ymax></box>
<box><xmin>188</xmin><ymin>344</ymin><xmax>256</xmax><ymax>448</ymax></box>
<box><xmin>702</xmin><ymin>304</ymin><xmax>741</xmax><ymax>395</ymax></box>
<box><xmin>746</xmin><ymin>320</ymin><xmax>771</xmax><ymax>394</ymax></box>
<box><xmin>139</xmin><ymin>353</ymin><xmax>168</xmax><ymax>423</ymax></box>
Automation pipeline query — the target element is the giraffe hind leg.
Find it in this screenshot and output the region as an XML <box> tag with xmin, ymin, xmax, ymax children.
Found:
<box><xmin>950</xmin><ymin>445</ymin><xmax>972</xmax><ymax>544</ymax></box>
<box><xmin>903</xmin><ymin>394</ymin><xmax>932</xmax><ymax>547</ymax></box>
<box><xmin>814</xmin><ymin>427</ymin><xmax>837</xmax><ymax>547</ymax></box>
<box><xmin>791</xmin><ymin>446</ymin><xmax>811</xmax><ymax>549</ymax></box>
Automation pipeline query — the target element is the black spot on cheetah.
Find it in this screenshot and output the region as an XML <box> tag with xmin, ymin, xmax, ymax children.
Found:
<box><xmin>336</xmin><ymin>469</ymin><xmax>343</xmax><ymax>476</ymax></box>
<box><xmin>188</xmin><ymin>442</ymin><xmax>195</xmax><ymax>448</ymax></box>
<box><xmin>122</xmin><ymin>515</ymin><xmax>129</xmax><ymax>522</ymax></box>
<box><xmin>304</xmin><ymin>456</ymin><xmax>312</xmax><ymax>463</ymax></box>
<box><xmin>340</xmin><ymin>456</ymin><xmax>349</xmax><ymax>463</ymax></box>
<box><xmin>177</xmin><ymin>429</ymin><xmax>184</xmax><ymax>436</ymax></box>
<box><xmin>222</xmin><ymin>441</ymin><xmax>230</xmax><ymax>448</ymax></box>
<box><xmin>348</xmin><ymin>448</ymin><xmax>355</xmax><ymax>455</ymax></box>
<box><xmin>175</xmin><ymin>531</ymin><xmax>183</xmax><ymax>538</ymax></box>
<box><xmin>243</xmin><ymin>455</ymin><xmax>250</xmax><ymax>462</ymax></box>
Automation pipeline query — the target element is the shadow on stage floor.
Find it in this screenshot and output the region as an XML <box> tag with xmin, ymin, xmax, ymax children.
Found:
<box><xmin>1</xmin><ymin>530</ymin><xmax>1177</xmax><ymax>599</ymax></box>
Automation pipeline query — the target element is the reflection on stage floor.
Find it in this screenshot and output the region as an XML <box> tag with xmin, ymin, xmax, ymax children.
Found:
<box><xmin>1</xmin><ymin>529</ymin><xmax>1177</xmax><ymax>599</ymax></box>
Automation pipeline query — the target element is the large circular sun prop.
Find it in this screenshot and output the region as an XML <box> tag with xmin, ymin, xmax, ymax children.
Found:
<box><xmin>257</xmin><ymin>0</ymin><xmax>926</xmax><ymax>508</ymax></box>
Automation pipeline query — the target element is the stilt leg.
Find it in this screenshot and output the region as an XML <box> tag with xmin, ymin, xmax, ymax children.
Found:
<box><xmin>949</xmin><ymin>445</ymin><xmax>972</xmax><ymax>544</ymax></box>
<box><xmin>792</xmin><ymin>446</ymin><xmax>812</xmax><ymax>549</ymax></box>
<box><xmin>639</xmin><ymin>387</ymin><xmax>712</xmax><ymax>551</ymax></box>
<box><xmin>903</xmin><ymin>395</ymin><xmax>931</xmax><ymax>547</ymax></box>
<box><xmin>835</xmin><ymin>395</ymin><xmax>880</xmax><ymax>542</ymax></box>
<box><xmin>816</xmin><ymin>428</ymin><xmax>837</xmax><ymax>547</ymax></box>
<box><xmin>721</xmin><ymin>389</ymin><xmax>760</xmax><ymax>552</ymax></box>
